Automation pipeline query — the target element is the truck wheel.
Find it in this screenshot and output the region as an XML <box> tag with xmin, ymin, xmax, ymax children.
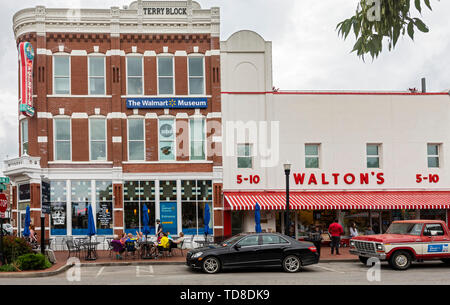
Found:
<box><xmin>441</xmin><ymin>259</ymin><xmax>450</xmax><ymax>265</ymax></box>
<box><xmin>359</xmin><ymin>256</ymin><xmax>369</xmax><ymax>266</ymax></box>
<box><xmin>389</xmin><ymin>251</ymin><xmax>412</xmax><ymax>270</ymax></box>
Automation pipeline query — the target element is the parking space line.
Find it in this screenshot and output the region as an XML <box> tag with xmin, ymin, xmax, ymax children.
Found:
<box><xmin>96</xmin><ymin>267</ymin><xmax>105</xmax><ymax>278</ymax></box>
<box><xmin>311</xmin><ymin>264</ymin><xmax>345</xmax><ymax>274</ymax></box>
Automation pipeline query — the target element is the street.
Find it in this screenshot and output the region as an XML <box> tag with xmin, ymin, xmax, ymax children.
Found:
<box><xmin>0</xmin><ymin>261</ymin><xmax>449</xmax><ymax>285</ymax></box>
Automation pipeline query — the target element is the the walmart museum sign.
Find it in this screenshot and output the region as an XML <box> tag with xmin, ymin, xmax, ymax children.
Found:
<box><xmin>126</xmin><ymin>97</ymin><xmax>208</xmax><ymax>109</ymax></box>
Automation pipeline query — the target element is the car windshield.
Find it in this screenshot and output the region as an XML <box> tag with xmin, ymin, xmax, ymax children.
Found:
<box><xmin>219</xmin><ymin>235</ymin><xmax>245</xmax><ymax>247</ymax></box>
<box><xmin>386</xmin><ymin>223</ymin><xmax>423</xmax><ymax>236</ymax></box>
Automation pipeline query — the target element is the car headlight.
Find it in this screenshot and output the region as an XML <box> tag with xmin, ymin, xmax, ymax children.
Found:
<box><xmin>350</xmin><ymin>240</ymin><xmax>355</xmax><ymax>247</ymax></box>
<box><xmin>191</xmin><ymin>252</ymin><xmax>203</xmax><ymax>259</ymax></box>
<box><xmin>375</xmin><ymin>243</ymin><xmax>384</xmax><ymax>251</ymax></box>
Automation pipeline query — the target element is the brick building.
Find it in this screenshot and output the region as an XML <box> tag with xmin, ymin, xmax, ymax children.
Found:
<box><xmin>6</xmin><ymin>0</ymin><xmax>224</xmax><ymax>241</ymax></box>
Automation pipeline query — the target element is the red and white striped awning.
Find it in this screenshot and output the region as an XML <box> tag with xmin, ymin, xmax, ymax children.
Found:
<box><xmin>224</xmin><ymin>191</ymin><xmax>450</xmax><ymax>211</ymax></box>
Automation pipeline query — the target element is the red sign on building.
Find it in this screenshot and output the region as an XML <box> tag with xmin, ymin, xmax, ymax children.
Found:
<box><xmin>18</xmin><ymin>42</ymin><xmax>35</xmax><ymax>117</ymax></box>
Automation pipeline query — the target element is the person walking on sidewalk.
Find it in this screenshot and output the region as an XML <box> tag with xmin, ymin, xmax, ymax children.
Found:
<box><xmin>328</xmin><ymin>219</ymin><xmax>343</xmax><ymax>255</ymax></box>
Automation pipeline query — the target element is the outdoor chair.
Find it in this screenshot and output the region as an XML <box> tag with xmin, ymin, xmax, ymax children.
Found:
<box><xmin>66</xmin><ymin>240</ymin><xmax>81</xmax><ymax>259</ymax></box>
<box><xmin>125</xmin><ymin>241</ymin><xmax>137</xmax><ymax>259</ymax></box>
<box><xmin>110</xmin><ymin>240</ymin><xmax>125</xmax><ymax>260</ymax></box>
<box><xmin>171</xmin><ymin>239</ymin><xmax>185</xmax><ymax>256</ymax></box>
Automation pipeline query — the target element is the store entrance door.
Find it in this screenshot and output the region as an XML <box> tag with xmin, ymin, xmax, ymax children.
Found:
<box><xmin>160</xmin><ymin>202</ymin><xmax>178</xmax><ymax>235</ymax></box>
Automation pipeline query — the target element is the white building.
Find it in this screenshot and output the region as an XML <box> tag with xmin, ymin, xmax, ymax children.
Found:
<box><xmin>220</xmin><ymin>30</ymin><xmax>450</xmax><ymax>238</ymax></box>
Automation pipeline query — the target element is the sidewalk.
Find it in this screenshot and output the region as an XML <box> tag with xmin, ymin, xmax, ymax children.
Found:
<box><xmin>0</xmin><ymin>246</ymin><xmax>356</xmax><ymax>278</ymax></box>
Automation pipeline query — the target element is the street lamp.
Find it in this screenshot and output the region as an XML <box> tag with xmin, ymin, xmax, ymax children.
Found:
<box><xmin>284</xmin><ymin>162</ymin><xmax>291</xmax><ymax>236</ymax></box>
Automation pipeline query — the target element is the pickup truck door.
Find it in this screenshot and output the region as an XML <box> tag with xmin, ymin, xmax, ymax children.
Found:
<box><xmin>422</xmin><ymin>224</ymin><xmax>450</xmax><ymax>257</ymax></box>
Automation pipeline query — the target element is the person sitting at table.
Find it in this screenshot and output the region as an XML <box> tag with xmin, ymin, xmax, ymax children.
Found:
<box><xmin>136</xmin><ymin>231</ymin><xmax>147</xmax><ymax>242</ymax></box>
<box><xmin>120</xmin><ymin>233</ymin><xmax>128</xmax><ymax>245</ymax></box>
<box><xmin>111</xmin><ymin>235</ymin><xmax>125</xmax><ymax>260</ymax></box>
<box><xmin>156</xmin><ymin>232</ymin><xmax>170</xmax><ymax>256</ymax></box>
<box><xmin>170</xmin><ymin>232</ymin><xmax>185</xmax><ymax>251</ymax></box>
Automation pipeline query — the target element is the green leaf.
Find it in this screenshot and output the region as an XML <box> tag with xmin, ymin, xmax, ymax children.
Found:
<box><xmin>424</xmin><ymin>0</ymin><xmax>432</xmax><ymax>10</ymax></box>
<box><xmin>414</xmin><ymin>18</ymin><xmax>429</xmax><ymax>32</ymax></box>
<box><xmin>415</xmin><ymin>0</ymin><xmax>422</xmax><ymax>13</ymax></box>
<box><xmin>407</xmin><ymin>21</ymin><xmax>415</xmax><ymax>40</ymax></box>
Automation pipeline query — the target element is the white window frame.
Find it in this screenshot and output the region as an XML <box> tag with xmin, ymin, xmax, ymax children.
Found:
<box><xmin>53</xmin><ymin>117</ymin><xmax>72</xmax><ymax>161</ymax></box>
<box><xmin>237</xmin><ymin>143</ymin><xmax>253</xmax><ymax>169</ymax></box>
<box><xmin>366</xmin><ymin>143</ymin><xmax>382</xmax><ymax>169</ymax></box>
<box><xmin>189</xmin><ymin>118</ymin><xmax>207</xmax><ymax>161</ymax></box>
<box><xmin>126</xmin><ymin>55</ymin><xmax>144</xmax><ymax>96</ymax></box>
<box><xmin>187</xmin><ymin>56</ymin><xmax>205</xmax><ymax>96</ymax></box>
<box><xmin>158</xmin><ymin>118</ymin><xmax>176</xmax><ymax>161</ymax></box>
<box><xmin>88</xmin><ymin>56</ymin><xmax>106</xmax><ymax>96</ymax></box>
<box><xmin>305</xmin><ymin>143</ymin><xmax>320</xmax><ymax>169</ymax></box>
<box><xmin>127</xmin><ymin>118</ymin><xmax>146</xmax><ymax>161</ymax></box>
<box><xmin>20</xmin><ymin>119</ymin><xmax>28</xmax><ymax>156</ymax></box>
<box><xmin>427</xmin><ymin>143</ymin><xmax>441</xmax><ymax>168</ymax></box>
<box><xmin>89</xmin><ymin>118</ymin><xmax>107</xmax><ymax>161</ymax></box>
<box><xmin>157</xmin><ymin>55</ymin><xmax>175</xmax><ymax>96</ymax></box>
<box><xmin>53</xmin><ymin>54</ymin><xmax>71</xmax><ymax>95</ymax></box>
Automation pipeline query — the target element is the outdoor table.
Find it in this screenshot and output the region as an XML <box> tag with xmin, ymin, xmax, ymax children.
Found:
<box><xmin>195</xmin><ymin>240</ymin><xmax>213</xmax><ymax>248</ymax></box>
<box><xmin>83</xmin><ymin>241</ymin><xmax>101</xmax><ymax>261</ymax></box>
<box><xmin>139</xmin><ymin>241</ymin><xmax>157</xmax><ymax>259</ymax></box>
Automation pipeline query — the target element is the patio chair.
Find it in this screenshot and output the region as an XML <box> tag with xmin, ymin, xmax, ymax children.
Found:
<box><xmin>125</xmin><ymin>240</ymin><xmax>137</xmax><ymax>259</ymax></box>
<box><xmin>66</xmin><ymin>240</ymin><xmax>81</xmax><ymax>259</ymax></box>
<box><xmin>171</xmin><ymin>239</ymin><xmax>186</xmax><ymax>257</ymax></box>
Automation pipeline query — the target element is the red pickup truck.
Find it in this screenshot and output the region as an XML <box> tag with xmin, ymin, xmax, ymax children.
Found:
<box><xmin>350</xmin><ymin>220</ymin><xmax>450</xmax><ymax>270</ymax></box>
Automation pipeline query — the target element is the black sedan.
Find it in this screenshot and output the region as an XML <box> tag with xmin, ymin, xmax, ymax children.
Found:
<box><xmin>186</xmin><ymin>233</ymin><xmax>319</xmax><ymax>274</ymax></box>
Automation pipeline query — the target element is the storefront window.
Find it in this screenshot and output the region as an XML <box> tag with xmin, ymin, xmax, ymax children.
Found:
<box><xmin>18</xmin><ymin>183</ymin><xmax>30</xmax><ymax>202</ymax></box>
<box><xmin>71</xmin><ymin>181</ymin><xmax>91</xmax><ymax>235</ymax></box>
<box><xmin>160</xmin><ymin>180</ymin><xmax>177</xmax><ymax>202</ymax></box>
<box><xmin>124</xmin><ymin>181</ymin><xmax>156</xmax><ymax>234</ymax></box>
<box><xmin>159</xmin><ymin>119</ymin><xmax>175</xmax><ymax>161</ymax></box>
<box><xmin>181</xmin><ymin>180</ymin><xmax>213</xmax><ymax>235</ymax></box>
<box><xmin>50</xmin><ymin>181</ymin><xmax>67</xmax><ymax>235</ymax></box>
<box><xmin>96</xmin><ymin>181</ymin><xmax>113</xmax><ymax>235</ymax></box>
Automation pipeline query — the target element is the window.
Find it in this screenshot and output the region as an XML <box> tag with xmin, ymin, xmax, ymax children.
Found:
<box><xmin>21</xmin><ymin>119</ymin><xmax>28</xmax><ymax>155</ymax></box>
<box><xmin>71</xmin><ymin>181</ymin><xmax>91</xmax><ymax>235</ymax></box>
<box><xmin>127</xmin><ymin>57</ymin><xmax>143</xmax><ymax>95</ymax></box>
<box><xmin>188</xmin><ymin>57</ymin><xmax>204</xmax><ymax>95</ymax></box>
<box><xmin>182</xmin><ymin>180</ymin><xmax>213</xmax><ymax>235</ymax></box>
<box><xmin>53</xmin><ymin>56</ymin><xmax>70</xmax><ymax>95</ymax></box>
<box><xmin>262</xmin><ymin>235</ymin><xmax>289</xmax><ymax>245</ymax></box>
<box><xmin>158</xmin><ymin>57</ymin><xmax>174</xmax><ymax>95</ymax></box>
<box><xmin>50</xmin><ymin>181</ymin><xmax>67</xmax><ymax>235</ymax></box>
<box><xmin>424</xmin><ymin>224</ymin><xmax>445</xmax><ymax>236</ymax></box>
<box><xmin>427</xmin><ymin>144</ymin><xmax>440</xmax><ymax>168</ymax></box>
<box><xmin>128</xmin><ymin>119</ymin><xmax>145</xmax><ymax>161</ymax></box>
<box><xmin>159</xmin><ymin>119</ymin><xmax>175</xmax><ymax>161</ymax></box>
<box><xmin>96</xmin><ymin>181</ymin><xmax>113</xmax><ymax>235</ymax></box>
<box><xmin>305</xmin><ymin>144</ymin><xmax>320</xmax><ymax>168</ymax></box>
<box><xmin>89</xmin><ymin>119</ymin><xmax>106</xmax><ymax>161</ymax></box>
<box><xmin>89</xmin><ymin>57</ymin><xmax>105</xmax><ymax>95</ymax></box>
<box><xmin>237</xmin><ymin>144</ymin><xmax>252</xmax><ymax>169</ymax></box>
<box><xmin>237</xmin><ymin>235</ymin><xmax>259</xmax><ymax>247</ymax></box>
<box><xmin>54</xmin><ymin>119</ymin><xmax>71</xmax><ymax>161</ymax></box>
<box><xmin>18</xmin><ymin>184</ymin><xmax>31</xmax><ymax>202</ymax></box>
<box><xmin>367</xmin><ymin>144</ymin><xmax>381</xmax><ymax>168</ymax></box>
<box><xmin>190</xmin><ymin>119</ymin><xmax>205</xmax><ymax>160</ymax></box>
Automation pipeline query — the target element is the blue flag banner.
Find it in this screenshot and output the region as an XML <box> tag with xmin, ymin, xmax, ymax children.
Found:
<box><xmin>126</xmin><ymin>97</ymin><xmax>208</xmax><ymax>109</ymax></box>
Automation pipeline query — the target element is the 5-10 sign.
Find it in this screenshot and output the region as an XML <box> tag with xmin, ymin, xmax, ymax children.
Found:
<box><xmin>237</xmin><ymin>175</ymin><xmax>261</xmax><ymax>185</ymax></box>
<box><xmin>416</xmin><ymin>174</ymin><xmax>439</xmax><ymax>184</ymax></box>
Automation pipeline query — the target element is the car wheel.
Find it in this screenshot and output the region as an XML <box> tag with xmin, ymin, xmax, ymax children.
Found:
<box><xmin>359</xmin><ymin>256</ymin><xmax>369</xmax><ymax>266</ymax></box>
<box><xmin>441</xmin><ymin>259</ymin><xmax>450</xmax><ymax>265</ymax></box>
<box><xmin>282</xmin><ymin>255</ymin><xmax>301</xmax><ymax>273</ymax></box>
<box><xmin>389</xmin><ymin>251</ymin><xmax>412</xmax><ymax>270</ymax></box>
<box><xmin>202</xmin><ymin>256</ymin><xmax>221</xmax><ymax>274</ymax></box>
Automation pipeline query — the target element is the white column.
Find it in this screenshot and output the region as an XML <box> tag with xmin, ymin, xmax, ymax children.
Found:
<box><xmin>66</xmin><ymin>180</ymin><xmax>72</xmax><ymax>236</ymax></box>
<box><xmin>155</xmin><ymin>180</ymin><xmax>160</xmax><ymax>229</ymax></box>
<box><xmin>177</xmin><ymin>179</ymin><xmax>182</xmax><ymax>236</ymax></box>
<box><xmin>91</xmin><ymin>180</ymin><xmax>96</xmax><ymax>233</ymax></box>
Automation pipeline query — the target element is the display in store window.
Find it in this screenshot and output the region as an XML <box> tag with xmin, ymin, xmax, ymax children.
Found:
<box><xmin>159</xmin><ymin>120</ymin><xmax>175</xmax><ymax>160</ymax></box>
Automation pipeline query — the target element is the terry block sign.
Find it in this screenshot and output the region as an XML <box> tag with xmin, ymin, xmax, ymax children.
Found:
<box><xmin>18</xmin><ymin>42</ymin><xmax>35</xmax><ymax>117</ymax></box>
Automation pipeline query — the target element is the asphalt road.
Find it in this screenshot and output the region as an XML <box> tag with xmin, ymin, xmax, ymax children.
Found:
<box><xmin>0</xmin><ymin>261</ymin><xmax>449</xmax><ymax>285</ymax></box>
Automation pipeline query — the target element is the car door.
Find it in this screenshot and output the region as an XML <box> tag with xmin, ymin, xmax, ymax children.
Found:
<box><xmin>222</xmin><ymin>235</ymin><xmax>261</xmax><ymax>267</ymax></box>
<box><xmin>257</xmin><ymin>235</ymin><xmax>290</xmax><ymax>266</ymax></box>
<box><xmin>422</xmin><ymin>224</ymin><xmax>450</xmax><ymax>257</ymax></box>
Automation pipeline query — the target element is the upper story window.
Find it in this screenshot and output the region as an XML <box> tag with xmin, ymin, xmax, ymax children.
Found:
<box><xmin>21</xmin><ymin>119</ymin><xmax>28</xmax><ymax>155</ymax></box>
<box><xmin>128</xmin><ymin>119</ymin><xmax>145</xmax><ymax>161</ymax></box>
<box><xmin>127</xmin><ymin>57</ymin><xmax>143</xmax><ymax>95</ymax></box>
<box><xmin>159</xmin><ymin>119</ymin><xmax>175</xmax><ymax>161</ymax></box>
<box><xmin>188</xmin><ymin>57</ymin><xmax>205</xmax><ymax>95</ymax></box>
<box><xmin>158</xmin><ymin>57</ymin><xmax>174</xmax><ymax>95</ymax></box>
<box><xmin>427</xmin><ymin>143</ymin><xmax>441</xmax><ymax>168</ymax></box>
<box><xmin>89</xmin><ymin>57</ymin><xmax>106</xmax><ymax>95</ymax></box>
<box><xmin>190</xmin><ymin>119</ymin><xmax>206</xmax><ymax>160</ymax></box>
<box><xmin>54</xmin><ymin>119</ymin><xmax>71</xmax><ymax>161</ymax></box>
<box><xmin>237</xmin><ymin>144</ymin><xmax>252</xmax><ymax>169</ymax></box>
<box><xmin>90</xmin><ymin>118</ymin><xmax>107</xmax><ymax>161</ymax></box>
<box><xmin>53</xmin><ymin>56</ymin><xmax>70</xmax><ymax>95</ymax></box>
<box><xmin>367</xmin><ymin>144</ymin><xmax>381</xmax><ymax>168</ymax></box>
<box><xmin>305</xmin><ymin>144</ymin><xmax>320</xmax><ymax>169</ymax></box>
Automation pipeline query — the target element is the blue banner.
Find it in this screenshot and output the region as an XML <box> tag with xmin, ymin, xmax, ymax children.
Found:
<box><xmin>160</xmin><ymin>202</ymin><xmax>178</xmax><ymax>235</ymax></box>
<box><xmin>126</xmin><ymin>97</ymin><xmax>208</xmax><ymax>109</ymax></box>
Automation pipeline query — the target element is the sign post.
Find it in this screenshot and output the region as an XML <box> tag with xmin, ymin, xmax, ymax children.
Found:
<box><xmin>0</xmin><ymin>193</ymin><xmax>8</xmax><ymax>265</ymax></box>
<box><xmin>40</xmin><ymin>177</ymin><xmax>50</xmax><ymax>255</ymax></box>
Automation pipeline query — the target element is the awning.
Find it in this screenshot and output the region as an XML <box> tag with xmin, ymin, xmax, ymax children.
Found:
<box><xmin>224</xmin><ymin>191</ymin><xmax>450</xmax><ymax>211</ymax></box>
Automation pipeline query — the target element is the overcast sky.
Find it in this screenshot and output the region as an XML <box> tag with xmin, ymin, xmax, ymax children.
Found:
<box><xmin>1</xmin><ymin>0</ymin><xmax>449</xmax><ymax>170</ymax></box>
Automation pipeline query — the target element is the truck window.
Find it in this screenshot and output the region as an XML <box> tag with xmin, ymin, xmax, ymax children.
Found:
<box><xmin>386</xmin><ymin>223</ymin><xmax>423</xmax><ymax>236</ymax></box>
<box><xmin>424</xmin><ymin>224</ymin><xmax>445</xmax><ymax>236</ymax></box>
